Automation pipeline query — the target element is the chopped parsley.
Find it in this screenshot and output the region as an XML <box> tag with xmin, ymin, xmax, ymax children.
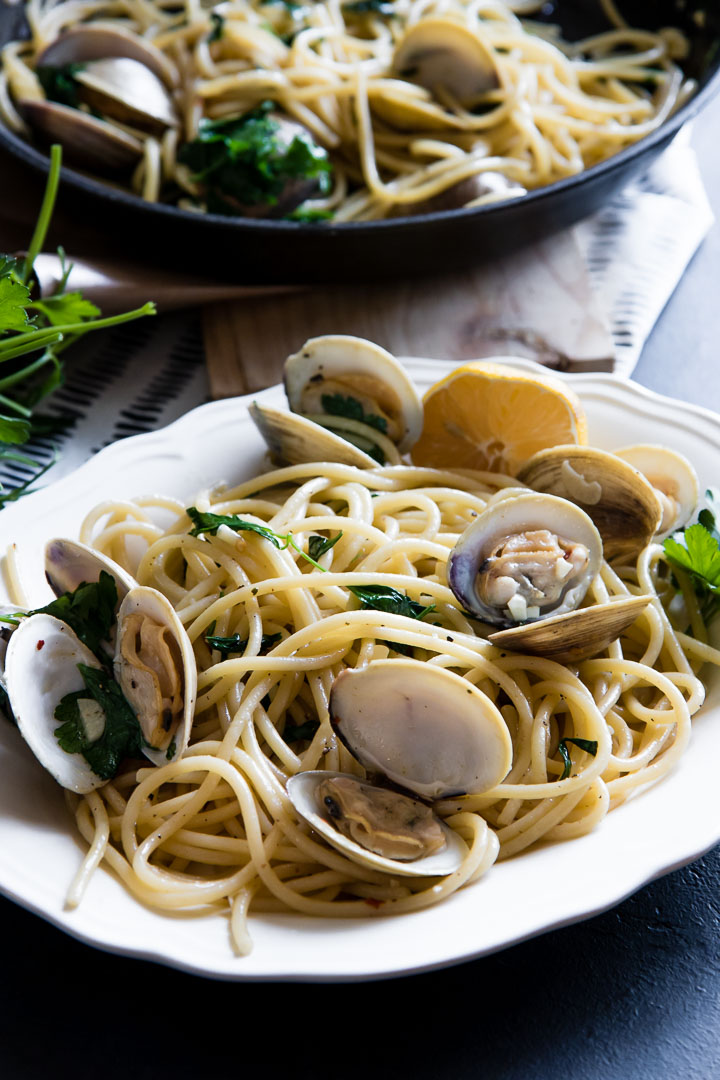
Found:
<box><xmin>208</xmin><ymin>10</ymin><xmax>225</xmax><ymax>41</ymax></box>
<box><xmin>37</xmin><ymin>63</ymin><xmax>86</xmax><ymax>108</ymax></box>
<box><xmin>320</xmin><ymin>392</ymin><xmax>388</xmax><ymax>434</ymax></box>
<box><xmin>206</xmin><ymin>630</ymin><xmax>282</xmax><ymax>661</ymax></box>
<box><xmin>54</xmin><ymin>664</ymin><xmax>144</xmax><ymax>780</ymax></box>
<box><xmin>32</xmin><ymin>571</ymin><xmax>118</xmax><ymax>667</ymax></box>
<box><xmin>178</xmin><ymin>101</ymin><xmax>332</xmax><ymax>216</ymax></box>
<box><xmin>557</xmin><ymin>737</ymin><xmax>598</xmax><ymax>781</ymax></box>
<box><xmin>308</xmin><ymin>532</ymin><xmax>343</xmax><ymax>560</ymax></box>
<box><xmin>186</xmin><ymin>507</ymin><xmax>338</xmax><ymax>572</ymax></box>
<box><xmin>348</xmin><ymin>584</ymin><xmax>435</xmax><ymax>621</ymax></box>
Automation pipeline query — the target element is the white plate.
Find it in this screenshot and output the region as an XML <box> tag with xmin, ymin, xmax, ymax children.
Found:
<box><xmin>1</xmin><ymin>357</ymin><xmax>719</xmax><ymax>982</ymax></box>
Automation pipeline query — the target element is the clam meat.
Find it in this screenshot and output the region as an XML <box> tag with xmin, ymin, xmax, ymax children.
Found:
<box><xmin>113</xmin><ymin>586</ymin><xmax>196</xmax><ymax>766</ymax></box>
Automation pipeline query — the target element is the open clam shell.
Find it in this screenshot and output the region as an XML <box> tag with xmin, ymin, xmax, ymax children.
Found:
<box><xmin>45</xmin><ymin>537</ymin><xmax>138</xmax><ymax>601</ymax></box>
<box><xmin>516</xmin><ymin>445</ymin><xmax>663</xmax><ymax>563</ymax></box>
<box><xmin>391</xmin><ymin>18</ymin><xmax>499</xmax><ymax>105</ymax></box>
<box><xmin>329</xmin><ymin>659</ymin><xmax>513</xmax><ymax>799</ymax></box>
<box><xmin>489</xmin><ymin>594</ymin><xmax>652</xmax><ymax>664</ymax></box>
<box><xmin>5</xmin><ymin>613</ymin><xmax>107</xmax><ymax>793</ymax></box>
<box><xmin>36</xmin><ymin>24</ymin><xmax>179</xmax><ymax>89</ymax></box>
<box><xmin>287</xmin><ymin>770</ymin><xmax>468</xmax><ymax>877</ymax></box>
<box><xmin>284</xmin><ymin>334</ymin><xmax>423</xmax><ymax>455</ymax></box>
<box><xmin>72</xmin><ymin>58</ymin><xmax>177</xmax><ymax>135</ymax></box>
<box><xmin>18</xmin><ymin>100</ymin><xmax>143</xmax><ymax>171</ymax></box>
<box><xmin>614</xmin><ymin>444</ymin><xmax>699</xmax><ymax>538</ymax></box>
<box><xmin>248</xmin><ymin>401</ymin><xmax>379</xmax><ymax>467</ymax></box>
<box><xmin>447</xmin><ymin>492</ymin><xmax>603</xmax><ymax>628</ymax></box>
<box><xmin>113</xmin><ymin>586</ymin><xmax>196</xmax><ymax>767</ymax></box>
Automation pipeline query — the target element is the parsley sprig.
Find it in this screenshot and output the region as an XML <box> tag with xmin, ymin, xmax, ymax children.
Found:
<box><xmin>186</xmin><ymin>507</ymin><xmax>341</xmax><ymax>571</ymax></box>
<box><xmin>557</xmin><ymin>737</ymin><xmax>598</xmax><ymax>781</ymax></box>
<box><xmin>0</xmin><ymin>145</ymin><xmax>155</xmax><ymax>505</ymax></box>
<box><xmin>662</xmin><ymin>488</ymin><xmax>720</xmax><ymax>624</ymax></box>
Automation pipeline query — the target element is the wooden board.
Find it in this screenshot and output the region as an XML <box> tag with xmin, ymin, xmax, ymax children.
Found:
<box><xmin>203</xmin><ymin>229</ymin><xmax>615</xmax><ymax>398</ymax></box>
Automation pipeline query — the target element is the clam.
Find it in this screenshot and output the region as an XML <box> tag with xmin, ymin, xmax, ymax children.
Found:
<box><xmin>287</xmin><ymin>771</ymin><xmax>468</xmax><ymax>877</ymax></box>
<box><xmin>614</xmin><ymin>444</ymin><xmax>698</xmax><ymax>538</ymax></box>
<box><xmin>45</xmin><ymin>537</ymin><xmax>137</xmax><ymax>602</ymax></box>
<box><xmin>287</xmin><ymin>659</ymin><xmax>511</xmax><ymax>875</ymax></box>
<box><xmin>113</xmin><ymin>586</ymin><xmax>196</xmax><ymax>767</ymax></box>
<box><xmin>36</xmin><ymin>24</ymin><xmax>179</xmax><ymax>89</ymax></box>
<box><xmin>4</xmin><ymin>613</ymin><xmax>109</xmax><ymax>793</ymax></box>
<box><xmin>248</xmin><ymin>402</ymin><xmax>379</xmax><ymax>467</ymax></box>
<box><xmin>448</xmin><ymin>492</ymin><xmax>603</xmax><ymax>628</ymax></box>
<box><xmin>516</xmin><ymin>446</ymin><xmax>663</xmax><ymax>563</ymax></box>
<box><xmin>284</xmin><ymin>334</ymin><xmax>423</xmax><ymax>455</ymax></box>
<box><xmin>391</xmin><ymin>19</ymin><xmax>499</xmax><ymax>106</ymax></box>
<box><xmin>17</xmin><ymin>100</ymin><xmax>143</xmax><ymax>171</ymax></box>
<box><xmin>447</xmin><ymin>491</ymin><xmax>652</xmax><ymax>662</ymax></box>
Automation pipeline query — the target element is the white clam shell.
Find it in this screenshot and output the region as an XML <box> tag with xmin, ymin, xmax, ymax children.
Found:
<box><xmin>114</xmin><ymin>586</ymin><xmax>196</xmax><ymax>767</ymax></box>
<box><xmin>45</xmin><ymin>537</ymin><xmax>138</xmax><ymax>600</ymax></box>
<box><xmin>5</xmin><ymin>614</ymin><xmax>106</xmax><ymax>793</ymax></box>
<box><xmin>248</xmin><ymin>401</ymin><xmax>378</xmax><ymax>467</ymax></box>
<box><xmin>614</xmin><ymin>444</ymin><xmax>699</xmax><ymax>538</ymax></box>
<box><xmin>329</xmin><ymin>659</ymin><xmax>512</xmax><ymax>798</ymax></box>
<box><xmin>284</xmin><ymin>335</ymin><xmax>423</xmax><ymax>454</ymax></box>
<box><xmin>287</xmin><ymin>770</ymin><xmax>468</xmax><ymax>877</ymax></box>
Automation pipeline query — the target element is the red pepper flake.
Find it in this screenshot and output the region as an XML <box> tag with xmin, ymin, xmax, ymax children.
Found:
<box><xmin>364</xmin><ymin>897</ymin><xmax>385</xmax><ymax>909</ymax></box>
<box><xmin>36</xmin><ymin>639</ymin><xmax>45</xmax><ymax>651</ymax></box>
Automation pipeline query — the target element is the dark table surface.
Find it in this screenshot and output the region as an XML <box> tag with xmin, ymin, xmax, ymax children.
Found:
<box><xmin>2</xmin><ymin>94</ymin><xmax>720</xmax><ymax>1080</ymax></box>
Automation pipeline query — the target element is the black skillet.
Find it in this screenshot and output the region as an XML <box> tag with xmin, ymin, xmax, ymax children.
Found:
<box><xmin>1</xmin><ymin>0</ymin><xmax>719</xmax><ymax>284</ymax></box>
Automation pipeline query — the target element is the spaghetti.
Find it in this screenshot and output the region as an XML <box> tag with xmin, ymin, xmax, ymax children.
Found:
<box><xmin>0</xmin><ymin>0</ymin><xmax>695</xmax><ymax>220</ymax></box>
<box><xmin>7</xmin><ymin>456</ymin><xmax>712</xmax><ymax>956</ymax></box>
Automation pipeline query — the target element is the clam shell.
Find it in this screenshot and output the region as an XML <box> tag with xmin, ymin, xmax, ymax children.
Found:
<box><xmin>614</xmin><ymin>444</ymin><xmax>698</xmax><ymax>538</ymax></box>
<box><xmin>5</xmin><ymin>614</ymin><xmax>106</xmax><ymax>793</ymax></box>
<box><xmin>114</xmin><ymin>586</ymin><xmax>196</xmax><ymax>767</ymax></box>
<box><xmin>329</xmin><ymin>659</ymin><xmax>512</xmax><ymax>798</ymax></box>
<box><xmin>37</xmin><ymin>24</ymin><xmax>179</xmax><ymax>89</ymax></box>
<box><xmin>248</xmin><ymin>401</ymin><xmax>378</xmax><ymax>467</ymax></box>
<box><xmin>516</xmin><ymin>445</ymin><xmax>662</xmax><ymax>563</ymax></box>
<box><xmin>392</xmin><ymin>18</ymin><xmax>499</xmax><ymax>104</ymax></box>
<box><xmin>45</xmin><ymin>537</ymin><xmax>137</xmax><ymax>601</ymax></box>
<box><xmin>19</xmin><ymin>99</ymin><xmax>143</xmax><ymax>171</ymax></box>
<box><xmin>74</xmin><ymin>58</ymin><xmax>177</xmax><ymax>135</ymax></box>
<box><xmin>287</xmin><ymin>770</ymin><xmax>468</xmax><ymax>877</ymax></box>
<box><xmin>284</xmin><ymin>335</ymin><xmax>423</xmax><ymax>454</ymax></box>
<box><xmin>489</xmin><ymin>594</ymin><xmax>652</xmax><ymax>664</ymax></box>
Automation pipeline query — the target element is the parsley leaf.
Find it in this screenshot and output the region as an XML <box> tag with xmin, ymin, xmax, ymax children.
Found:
<box><xmin>28</xmin><ymin>291</ymin><xmax>101</xmax><ymax>326</ymax></box>
<box><xmin>206</xmin><ymin>630</ymin><xmax>282</xmax><ymax>661</ymax></box>
<box><xmin>320</xmin><ymin>392</ymin><xmax>388</xmax><ymax>434</ymax></box>
<box><xmin>348</xmin><ymin>584</ymin><xmax>436</xmax><ymax>620</ymax></box>
<box><xmin>208</xmin><ymin>11</ymin><xmax>225</xmax><ymax>40</ymax></box>
<box><xmin>662</xmin><ymin>492</ymin><xmax>720</xmax><ymax>624</ymax></box>
<box><xmin>557</xmin><ymin>737</ymin><xmax>598</xmax><ymax>780</ymax></box>
<box><xmin>343</xmin><ymin>0</ymin><xmax>395</xmax><ymax>13</ymax></box>
<box><xmin>54</xmin><ymin>663</ymin><xmax>144</xmax><ymax>780</ymax></box>
<box><xmin>32</xmin><ymin>571</ymin><xmax>118</xmax><ymax>666</ymax></box>
<box><xmin>178</xmin><ymin>102</ymin><xmax>332</xmax><ymax>215</ymax></box>
<box><xmin>308</xmin><ymin>531</ymin><xmax>343</xmax><ymax>560</ymax></box>
<box><xmin>283</xmin><ymin>718</ymin><xmax>319</xmax><ymax>742</ymax></box>
<box><xmin>37</xmin><ymin>63</ymin><xmax>85</xmax><ymax>108</ymax></box>
<box><xmin>0</xmin><ymin>276</ymin><xmax>33</xmax><ymax>334</ymax></box>
<box><xmin>187</xmin><ymin>507</ymin><xmax>283</xmax><ymax>546</ymax></box>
